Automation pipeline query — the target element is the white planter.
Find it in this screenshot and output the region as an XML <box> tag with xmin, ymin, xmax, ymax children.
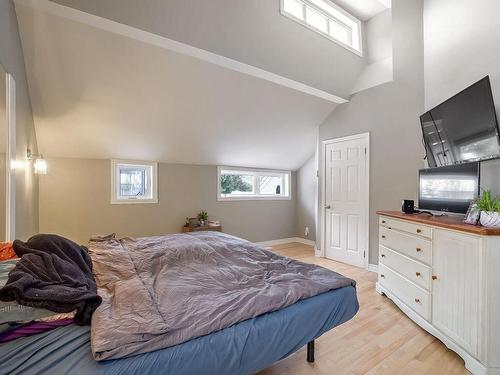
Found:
<box><xmin>480</xmin><ymin>211</ymin><xmax>500</xmax><ymax>228</ymax></box>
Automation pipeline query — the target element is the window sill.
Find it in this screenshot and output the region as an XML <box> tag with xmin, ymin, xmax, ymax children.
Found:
<box><xmin>217</xmin><ymin>196</ymin><xmax>292</xmax><ymax>202</ymax></box>
<box><xmin>110</xmin><ymin>199</ymin><xmax>158</xmax><ymax>205</ymax></box>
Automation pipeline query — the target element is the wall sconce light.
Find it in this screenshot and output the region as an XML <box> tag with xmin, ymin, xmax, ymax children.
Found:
<box><xmin>27</xmin><ymin>148</ymin><xmax>47</xmax><ymax>175</ymax></box>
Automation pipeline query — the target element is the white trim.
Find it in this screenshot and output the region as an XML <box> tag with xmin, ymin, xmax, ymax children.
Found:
<box><xmin>217</xmin><ymin>166</ymin><xmax>291</xmax><ymax>201</ymax></box>
<box><xmin>368</xmin><ymin>264</ymin><xmax>379</xmax><ymax>273</ymax></box>
<box><xmin>280</xmin><ymin>0</ymin><xmax>363</xmax><ymax>56</ymax></box>
<box><xmin>255</xmin><ymin>237</ymin><xmax>316</xmax><ymax>248</ymax></box>
<box><xmin>110</xmin><ymin>159</ymin><xmax>158</xmax><ymax>204</ymax></box>
<box><xmin>314</xmin><ymin>244</ymin><xmax>321</xmax><ymax>257</ymax></box>
<box><xmin>376</xmin><ymin>283</ymin><xmax>496</xmax><ymax>375</ymax></box>
<box><xmin>5</xmin><ymin>73</ymin><xmax>15</xmax><ymax>241</ymax></box>
<box><xmin>320</xmin><ymin>132</ymin><xmax>370</xmax><ymax>269</ymax></box>
<box><xmin>14</xmin><ymin>0</ymin><xmax>348</xmax><ymax>105</ymax></box>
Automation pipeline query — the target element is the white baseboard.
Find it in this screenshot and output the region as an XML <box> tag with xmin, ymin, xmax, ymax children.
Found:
<box><xmin>367</xmin><ymin>264</ymin><xmax>379</xmax><ymax>273</ymax></box>
<box><xmin>255</xmin><ymin>237</ymin><xmax>316</xmax><ymax>248</ymax></box>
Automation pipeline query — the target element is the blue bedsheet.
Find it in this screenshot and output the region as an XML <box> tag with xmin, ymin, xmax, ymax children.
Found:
<box><xmin>0</xmin><ymin>286</ymin><xmax>358</xmax><ymax>375</ymax></box>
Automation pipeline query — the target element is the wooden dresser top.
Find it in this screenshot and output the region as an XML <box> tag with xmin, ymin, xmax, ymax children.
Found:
<box><xmin>377</xmin><ymin>210</ymin><xmax>500</xmax><ymax>236</ymax></box>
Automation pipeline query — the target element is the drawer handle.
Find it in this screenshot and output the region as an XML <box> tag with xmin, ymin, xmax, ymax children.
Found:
<box><xmin>381</xmin><ymin>235</ymin><xmax>386</xmax><ymax>239</ymax></box>
<box><xmin>414</xmin><ymin>298</ymin><xmax>421</xmax><ymax>303</ymax></box>
<box><xmin>416</xmin><ymin>229</ymin><xmax>422</xmax><ymax>233</ymax></box>
<box><xmin>416</xmin><ymin>247</ymin><xmax>422</xmax><ymax>252</ymax></box>
<box><xmin>415</xmin><ymin>272</ymin><xmax>421</xmax><ymax>277</ymax></box>
<box><xmin>381</xmin><ymin>254</ymin><xmax>386</xmax><ymax>258</ymax></box>
<box><xmin>382</xmin><ymin>220</ymin><xmax>386</xmax><ymax>224</ymax></box>
<box><xmin>380</xmin><ymin>274</ymin><xmax>385</xmax><ymax>278</ymax></box>
<box><xmin>432</xmin><ymin>275</ymin><xmax>438</xmax><ymax>280</ymax></box>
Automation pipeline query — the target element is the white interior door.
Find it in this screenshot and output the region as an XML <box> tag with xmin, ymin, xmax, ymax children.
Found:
<box><xmin>323</xmin><ymin>134</ymin><xmax>368</xmax><ymax>268</ymax></box>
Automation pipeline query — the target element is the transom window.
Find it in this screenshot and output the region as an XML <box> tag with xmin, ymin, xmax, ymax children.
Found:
<box><xmin>111</xmin><ymin>160</ymin><xmax>158</xmax><ymax>204</ymax></box>
<box><xmin>217</xmin><ymin>166</ymin><xmax>291</xmax><ymax>201</ymax></box>
<box><xmin>280</xmin><ymin>0</ymin><xmax>362</xmax><ymax>55</ymax></box>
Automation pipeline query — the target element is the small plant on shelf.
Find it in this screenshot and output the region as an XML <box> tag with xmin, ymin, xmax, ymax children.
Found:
<box><xmin>197</xmin><ymin>210</ymin><xmax>209</xmax><ymax>226</ymax></box>
<box><xmin>476</xmin><ymin>190</ymin><xmax>500</xmax><ymax>228</ymax></box>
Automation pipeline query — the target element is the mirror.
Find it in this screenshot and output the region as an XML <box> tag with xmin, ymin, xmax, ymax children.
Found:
<box><xmin>0</xmin><ymin>64</ymin><xmax>6</xmax><ymax>241</ymax></box>
<box><xmin>0</xmin><ymin>64</ymin><xmax>15</xmax><ymax>242</ymax></box>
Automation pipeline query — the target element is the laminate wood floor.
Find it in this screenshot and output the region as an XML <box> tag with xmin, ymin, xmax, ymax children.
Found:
<box><xmin>257</xmin><ymin>242</ymin><xmax>471</xmax><ymax>375</ymax></box>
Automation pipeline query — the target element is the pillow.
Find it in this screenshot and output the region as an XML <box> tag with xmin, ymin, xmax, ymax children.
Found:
<box><xmin>0</xmin><ymin>243</ymin><xmax>16</xmax><ymax>261</ymax></box>
<box><xmin>0</xmin><ymin>258</ymin><xmax>75</xmax><ymax>324</ymax></box>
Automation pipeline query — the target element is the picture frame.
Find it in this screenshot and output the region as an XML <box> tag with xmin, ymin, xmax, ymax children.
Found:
<box><xmin>463</xmin><ymin>202</ymin><xmax>481</xmax><ymax>225</ymax></box>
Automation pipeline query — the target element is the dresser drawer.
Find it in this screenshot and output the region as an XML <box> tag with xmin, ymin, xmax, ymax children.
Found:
<box><xmin>379</xmin><ymin>246</ymin><xmax>431</xmax><ymax>290</ymax></box>
<box><xmin>379</xmin><ymin>217</ymin><xmax>432</xmax><ymax>239</ymax></box>
<box><xmin>379</xmin><ymin>264</ymin><xmax>431</xmax><ymax>321</ymax></box>
<box><xmin>379</xmin><ymin>226</ymin><xmax>432</xmax><ymax>265</ymax></box>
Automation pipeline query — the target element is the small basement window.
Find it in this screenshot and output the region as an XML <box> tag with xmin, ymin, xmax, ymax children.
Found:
<box><xmin>280</xmin><ymin>0</ymin><xmax>363</xmax><ymax>55</ymax></box>
<box><xmin>217</xmin><ymin>166</ymin><xmax>291</xmax><ymax>201</ymax></box>
<box><xmin>111</xmin><ymin>160</ymin><xmax>158</xmax><ymax>204</ymax></box>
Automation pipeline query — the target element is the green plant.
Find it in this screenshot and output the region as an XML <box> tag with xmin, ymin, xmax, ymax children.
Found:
<box><xmin>476</xmin><ymin>190</ymin><xmax>500</xmax><ymax>213</ymax></box>
<box><xmin>197</xmin><ymin>210</ymin><xmax>208</xmax><ymax>221</ymax></box>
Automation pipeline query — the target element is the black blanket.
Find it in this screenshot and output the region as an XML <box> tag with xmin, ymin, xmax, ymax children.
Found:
<box><xmin>0</xmin><ymin>234</ymin><xmax>102</xmax><ymax>325</ymax></box>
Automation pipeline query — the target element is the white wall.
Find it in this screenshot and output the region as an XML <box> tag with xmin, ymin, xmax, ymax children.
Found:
<box><xmin>318</xmin><ymin>0</ymin><xmax>424</xmax><ymax>265</ymax></box>
<box><xmin>424</xmin><ymin>0</ymin><xmax>500</xmax><ymax>194</ymax></box>
<box><xmin>424</xmin><ymin>0</ymin><xmax>500</xmax><ymax>110</ymax></box>
<box><xmin>351</xmin><ymin>8</ymin><xmax>393</xmax><ymax>94</ymax></box>
<box><xmin>296</xmin><ymin>156</ymin><xmax>316</xmax><ymax>241</ymax></box>
<box><xmin>366</xmin><ymin>9</ymin><xmax>392</xmax><ymax>63</ymax></box>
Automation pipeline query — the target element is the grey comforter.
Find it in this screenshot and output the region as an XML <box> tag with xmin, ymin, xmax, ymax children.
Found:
<box><xmin>88</xmin><ymin>231</ymin><xmax>355</xmax><ymax>361</ymax></box>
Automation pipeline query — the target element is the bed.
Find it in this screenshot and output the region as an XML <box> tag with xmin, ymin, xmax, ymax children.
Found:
<box><xmin>0</xmin><ymin>232</ymin><xmax>359</xmax><ymax>375</ymax></box>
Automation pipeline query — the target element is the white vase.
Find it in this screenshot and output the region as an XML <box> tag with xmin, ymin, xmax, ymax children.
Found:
<box><xmin>480</xmin><ymin>211</ymin><xmax>500</xmax><ymax>228</ymax></box>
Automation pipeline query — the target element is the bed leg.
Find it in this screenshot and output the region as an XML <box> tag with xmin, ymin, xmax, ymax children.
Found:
<box><xmin>307</xmin><ymin>340</ymin><xmax>315</xmax><ymax>363</ymax></box>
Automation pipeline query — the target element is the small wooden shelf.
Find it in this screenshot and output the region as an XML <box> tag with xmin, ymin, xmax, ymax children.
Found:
<box><xmin>182</xmin><ymin>225</ymin><xmax>222</xmax><ymax>233</ymax></box>
<box><xmin>377</xmin><ymin>210</ymin><xmax>500</xmax><ymax>236</ymax></box>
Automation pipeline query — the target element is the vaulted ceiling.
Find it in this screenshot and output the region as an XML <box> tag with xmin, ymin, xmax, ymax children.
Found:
<box><xmin>15</xmin><ymin>0</ymin><xmax>391</xmax><ymax>170</ymax></box>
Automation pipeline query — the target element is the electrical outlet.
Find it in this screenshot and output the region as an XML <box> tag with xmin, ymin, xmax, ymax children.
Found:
<box><xmin>305</xmin><ymin>226</ymin><xmax>309</xmax><ymax>237</ymax></box>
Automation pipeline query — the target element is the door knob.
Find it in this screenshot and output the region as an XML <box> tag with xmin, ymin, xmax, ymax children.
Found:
<box><xmin>325</xmin><ymin>205</ymin><xmax>332</xmax><ymax>209</ymax></box>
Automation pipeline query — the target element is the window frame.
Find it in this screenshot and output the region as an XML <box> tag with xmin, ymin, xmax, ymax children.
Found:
<box><xmin>280</xmin><ymin>0</ymin><xmax>363</xmax><ymax>56</ymax></box>
<box><xmin>110</xmin><ymin>159</ymin><xmax>158</xmax><ymax>204</ymax></box>
<box><xmin>217</xmin><ymin>166</ymin><xmax>292</xmax><ymax>201</ymax></box>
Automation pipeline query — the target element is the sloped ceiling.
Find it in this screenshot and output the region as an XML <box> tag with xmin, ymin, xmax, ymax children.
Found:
<box><xmin>15</xmin><ymin>0</ymin><xmax>338</xmax><ymax>170</ymax></box>
<box><xmin>49</xmin><ymin>0</ymin><xmax>369</xmax><ymax>99</ymax></box>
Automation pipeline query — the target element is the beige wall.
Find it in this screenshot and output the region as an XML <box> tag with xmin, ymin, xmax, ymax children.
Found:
<box><xmin>0</xmin><ymin>0</ymin><xmax>39</xmax><ymax>240</ymax></box>
<box><xmin>39</xmin><ymin>158</ymin><xmax>297</xmax><ymax>244</ymax></box>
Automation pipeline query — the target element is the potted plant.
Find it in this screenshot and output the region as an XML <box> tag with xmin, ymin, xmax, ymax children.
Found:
<box><xmin>477</xmin><ymin>190</ymin><xmax>500</xmax><ymax>228</ymax></box>
<box><xmin>197</xmin><ymin>210</ymin><xmax>209</xmax><ymax>227</ymax></box>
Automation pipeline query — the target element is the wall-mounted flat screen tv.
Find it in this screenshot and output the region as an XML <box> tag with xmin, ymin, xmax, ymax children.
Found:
<box><xmin>418</xmin><ymin>161</ymin><xmax>480</xmax><ymax>214</ymax></box>
<box><xmin>420</xmin><ymin>76</ymin><xmax>500</xmax><ymax>167</ymax></box>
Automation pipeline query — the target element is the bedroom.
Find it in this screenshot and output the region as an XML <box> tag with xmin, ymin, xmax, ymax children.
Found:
<box><xmin>0</xmin><ymin>0</ymin><xmax>499</xmax><ymax>374</ymax></box>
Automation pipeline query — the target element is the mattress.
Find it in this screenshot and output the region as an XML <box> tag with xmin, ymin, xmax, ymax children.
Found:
<box><xmin>0</xmin><ymin>286</ymin><xmax>358</xmax><ymax>375</ymax></box>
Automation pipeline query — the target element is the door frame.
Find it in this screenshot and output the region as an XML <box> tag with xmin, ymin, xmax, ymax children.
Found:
<box><xmin>5</xmin><ymin>73</ymin><xmax>15</xmax><ymax>241</ymax></box>
<box><xmin>320</xmin><ymin>132</ymin><xmax>370</xmax><ymax>269</ymax></box>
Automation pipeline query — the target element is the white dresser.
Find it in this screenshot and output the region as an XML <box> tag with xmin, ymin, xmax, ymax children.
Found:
<box><xmin>376</xmin><ymin>211</ymin><xmax>500</xmax><ymax>375</ymax></box>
